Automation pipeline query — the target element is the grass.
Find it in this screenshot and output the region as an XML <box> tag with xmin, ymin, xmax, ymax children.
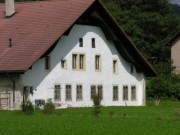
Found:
<box><xmin>0</xmin><ymin>100</ymin><xmax>180</xmax><ymax>135</ymax></box>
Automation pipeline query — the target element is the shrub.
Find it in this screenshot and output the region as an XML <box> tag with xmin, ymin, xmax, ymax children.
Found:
<box><xmin>21</xmin><ymin>100</ymin><xmax>34</xmax><ymax>114</ymax></box>
<box><xmin>92</xmin><ymin>94</ymin><xmax>101</xmax><ymax>117</ymax></box>
<box><xmin>43</xmin><ymin>99</ymin><xmax>55</xmax><ymax>115</ymax></box>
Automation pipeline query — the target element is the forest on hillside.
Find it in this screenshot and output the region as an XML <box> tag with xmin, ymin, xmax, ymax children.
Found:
<box><xmin>0</xmin><ymin>0</ymin><xmax>180</xmax><ymax>100</ymax></box>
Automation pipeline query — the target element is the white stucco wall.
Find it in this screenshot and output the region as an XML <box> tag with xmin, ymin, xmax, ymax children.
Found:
<box><xmin>21</xmin><ymin>24</ymin><xmax>145</xmax><ymax>107</ymax></box>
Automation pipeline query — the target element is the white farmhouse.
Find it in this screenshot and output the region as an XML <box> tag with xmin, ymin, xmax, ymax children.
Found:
<box><xmin>0</xmin><ymin>0</ymin><xmax>156</xmax><ymax>109</ymax></box>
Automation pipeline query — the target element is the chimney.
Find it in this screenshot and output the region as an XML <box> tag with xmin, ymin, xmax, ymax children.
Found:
<box><xmin>5</xmin><ymin>0</ymin><xmax>15</xmax><ymax>17</ymax></box>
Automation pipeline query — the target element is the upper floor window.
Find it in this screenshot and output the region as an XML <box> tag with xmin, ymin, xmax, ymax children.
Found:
<box><xmin>61</xmin><ymin>59</ymin><xmax>67</xmax><ymax>69</ymax></box>
<box><xmin>123</xmin><ymin>86</ymin><xmax>128</xmax><ymax>101</ymax></box>
<box><xmin>113</xmin><ymin>86</ymin><xmax>118</xmax><ymax>101</ymax></box>
<box><xmin>131</xmin><ymin>86</ymin><xmax>136</xmax><ymax>101</ymax></box>
<box><xmin>45</xmin><ymin>56</ymin><xmax>50</xmax><ymax>70</ymax></box>
<box><xmin>54</xmin><ymin>85</ymin><xmax>61</xmax><ymax>101</ymax></box>
<box><xmin>95</xmin><ymin>55</ymin><xmax>101</xmax><ymax>71</ymax></box>
<box><xmin>113</xmin><ymin>60</ymin><xmax>118</xmax><ymax>74</ymax></box>
<box><xmin>79</xmin><ymin>38</ymin><xmax>83</xmax><ymax>47</ymax></box>
<box><xmin>79</xmin><ymin>54</ymin><xmax>84</xmax><ymax>69</ymax></box>
<box><xmin>92</xmin><ymin>38</ymin><xmax>95</xmax><ymax>48</ymax></box>
<box><xmin>72</xmin><ymin>54</ymin><xmax>77</xmax><ymax>69</ymax></box>
<box><xmin>76</xmin><ymin>85</ymin><xmax>83</xmax><ymax>101</ymax></box>
<box><xmin>72</xmin><ymin>53</ymin><xmax>85</xmax><ymax>70</ymax></box>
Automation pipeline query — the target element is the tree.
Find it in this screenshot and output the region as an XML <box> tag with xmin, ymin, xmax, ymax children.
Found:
<box><xmin>101</xmin><ymin>0</ymin><xmax>180</xmax><ymax>71</ymax></box>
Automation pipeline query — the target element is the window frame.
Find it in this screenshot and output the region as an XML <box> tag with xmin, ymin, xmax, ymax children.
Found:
<box><xmin>113</xmin><ymin>59</ymin><xmax>118</xmax><ymax>74</ymax></box>
<box><xmin>54</xmin><ymin>85</ymin><xmax>61</xmax><ymax>101</ymax></box>
<box><xmin>65</xmin><ymin>84</ymin><xmax>72</xmax><ymax>101</ymax></box>
<box><xmin>79</xmin><ymin>38</ymin><xmax>83</xmax><ymax>47</ymax></box>
<box><xmin>72</xmin><ymin>53</ymin><xmax>86</xmax><ymax>71</ymax></box>
<box><xmin>61</xmin><ymin>59</ymin><xmax>67</xmax><ymax>69</ymax></box>
<box><xmin>95</xmin><ymin>54</ymin><xmax>101</xmax><ymax>71</ymax></box>
<box><xmin>123</xmin><ymin>85</ymin><xmax>128</xmax><ymax>101</ymax></box>
<box><xmin>76</xmin><ymin>84</ymin><xmax>83</xmax><ymax>101</ymax></box>
<box><xmin>92</xmin><ymin>38</ymin><xmax>95</xmax><ymax>48</ymax></box>
<box><xmin>113</xmin><ymin>85</ymin><xmax>118</xmax><ymax>101</ymax></box>
<box><xmin>91</xmin><ymin>85</ymin><xmax>96</xmax><ymax>100</ymax></box>
<box><xmin>131</xmin><ymin>85</ymin><xmax>136</xmax><ymax>101</ymax></box>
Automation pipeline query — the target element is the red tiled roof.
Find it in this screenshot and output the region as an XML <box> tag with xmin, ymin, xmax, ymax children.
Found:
<box><xmin>0</xmin><ymin>0</ymin><xmax>95</xmax><ymax>72</ymax></box>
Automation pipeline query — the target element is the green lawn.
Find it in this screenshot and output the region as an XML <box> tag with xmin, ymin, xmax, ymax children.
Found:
<box><xmin>0</xmin><ymin>101</ymin><xmax>180</xmax><ymax>135</ymax></box>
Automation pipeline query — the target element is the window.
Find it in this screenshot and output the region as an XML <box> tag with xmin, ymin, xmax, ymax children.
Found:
<box><xmin>91</xmin><ymin>85</ymin><xmax>103</xmax><ymax>100</ymax></box>
<box><xmin>76</xmin><ymin>85</ymin><xmax>83</xmax><ymax>101</ymax></box>
<box><xmin>65</xmin><ymin>85</ymin><xmax>72</xmax><ymax>101</ymax></box>
<box><xmin>113</xmin><ymin>86</ymin><xmax>118</xmax><ymax>101</ymax></box>
<box><xmin>72</xmin><ymin>53</ymin><xmax>85</xmax><ymax>70</ymax></box>
<box><xmin>61</xmin><ymin>59</ymin><xmax>67</xmax><ymax>69</ymax></box>
<box><xmin>79</xmin><ymin>54</ymin><xmax>84</xmax><ymax>69</ymax></box>
<box><xmin>45</xmin><ymin>56</ymin><xmax>50</xmax><ymax>70</ymax></box>
<box><xmin>130</xmin><ymin>64</ymin><xmax>133</xmax><ymax>73</ymax></box>
<box><xmin>97</xmin><ymin>85</ymin><xmax>103</xmax><ymax>99</ymax></box>
<box><xmin>123</xmin><ymin>86</ymin><xmax>128</xmax><ymax>101</ymax></box>
<box><xmin>95</xmin><ymin>55</ymin><xmax>101</xmax><ymax>71</ymax></box>
<box><xmin>131</xmin><ymin>86</ymin><xmax>136</xmax><ymax>101</ymax></box>
<box><xmin>54</xmin><ymin>85</ymin><xmax>61</xmax><ymax>101</ymax></box>
<box><xmin>113</xmin><ymin>60</ymin><xmax>118</xmax><ymax>74</ymax></box>
<box><xmin>92</xmin><ymin>38</ymin><xmax>95</xmax><ymax>48</ymax></box>
<box><xmin>91</xmin><ymin>85</ymin><xmax>96</xmax><ymax>100</ymax></box>
<box><xmin>79</xmin><ymin>38</ymin><xmax>83</xmax><ymax>47</ymax></box>
<box><xmin>72</xmin><ymin>54</ymin><xmax>77</xmax><ymax>69</ymax></box>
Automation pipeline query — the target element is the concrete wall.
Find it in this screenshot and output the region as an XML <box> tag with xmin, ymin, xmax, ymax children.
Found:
<box><xmin>171</xmin><ymin>36</ymin><xmax>180</xmax><ymax>74</ymax></box>
<box><xmin>0</xmin><ymin>74</ymin><xmax>22</xmax><ymax>109</ymax></box>
<box><xmin>21</xmin><ymin>24</ymin><xmax>146</xmax><ymax>107</ymax></box>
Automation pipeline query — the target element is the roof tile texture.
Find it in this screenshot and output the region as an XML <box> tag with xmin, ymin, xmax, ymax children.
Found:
<box><xmin>0</xmin><ymin>0</ymin><xmax>95</xmax><ymax>72</ymax></box>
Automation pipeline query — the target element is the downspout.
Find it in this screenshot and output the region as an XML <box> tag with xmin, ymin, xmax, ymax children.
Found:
<box><xmin>6</xmin><ymin>73</ymin><xmax>15</xmax><ymax>109</ymax></box>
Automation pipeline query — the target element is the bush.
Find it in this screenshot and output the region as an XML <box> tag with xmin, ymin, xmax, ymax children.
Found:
<box><xmin>21</xmin><ymin>100</ymin><xmax>34</xmax><ymax>114</ymax></box>
<box><xmin>93</xmin><ymin>94</ymin><xmax>101</xmax><ymax>117</ymax></box>
<box><xmin>43</xmin><ymin>99</ymin><xmax>55</xmax><ymax>115</ymax></box>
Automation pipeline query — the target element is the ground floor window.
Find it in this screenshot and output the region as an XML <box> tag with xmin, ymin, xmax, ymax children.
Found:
<box><xmin>91</xmin><ymin>85</ymin><xmax>96</xmax><ymax>100</ymax></box>
<box><xmin>113</xmin><ymin>86</ymin><xmax>118</xmax><ymax>101</ymax></box>
<box><xmin>123</xmin><ymin>86</ymin><xmax>128</xmax><ymax>101</ymax></box>
<box><xmin>54</xmin><ymin>85</ymin><xmax>60</xmax><ymax>101</ymax></box>
<box><xmin>91</xmin><ymin>85</ymin><xmax>103</xmax><ymax>100</ymax></box>
<box><xmin>131</xmin><ymin>86</ymin><xmax>136</xmax><ymax>101</ymax></box>
<box><xmin>76</xmin><ymin>85</ymin><xmax>83</xmax><ymax>101</ymax></box>
<box><xmin>65</xmin><ymin>85</ymin><xmax>72</xmax><ymax>101</ymax></box>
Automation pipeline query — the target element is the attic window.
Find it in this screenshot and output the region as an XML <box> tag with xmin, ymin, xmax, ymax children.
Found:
<box><xmin>79</xmin><ymin>38</ymin><xmax>83</xmax><ymax>47</ymax></box>
<box><xmin>92</xmin><ymin>38</ymin><xmax>95</xmax><ymax>48</ymax></box>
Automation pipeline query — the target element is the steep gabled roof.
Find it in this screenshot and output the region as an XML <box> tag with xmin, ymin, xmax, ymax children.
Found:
<box><xmin>0</xmin><ymin>0</ymin><xmax>157</xmax><ymax>76</ymax></box>
<box><xmin>166</xmin><ymin>30</ymin><xmax>180</xmax><ymax>46</ymax></box>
